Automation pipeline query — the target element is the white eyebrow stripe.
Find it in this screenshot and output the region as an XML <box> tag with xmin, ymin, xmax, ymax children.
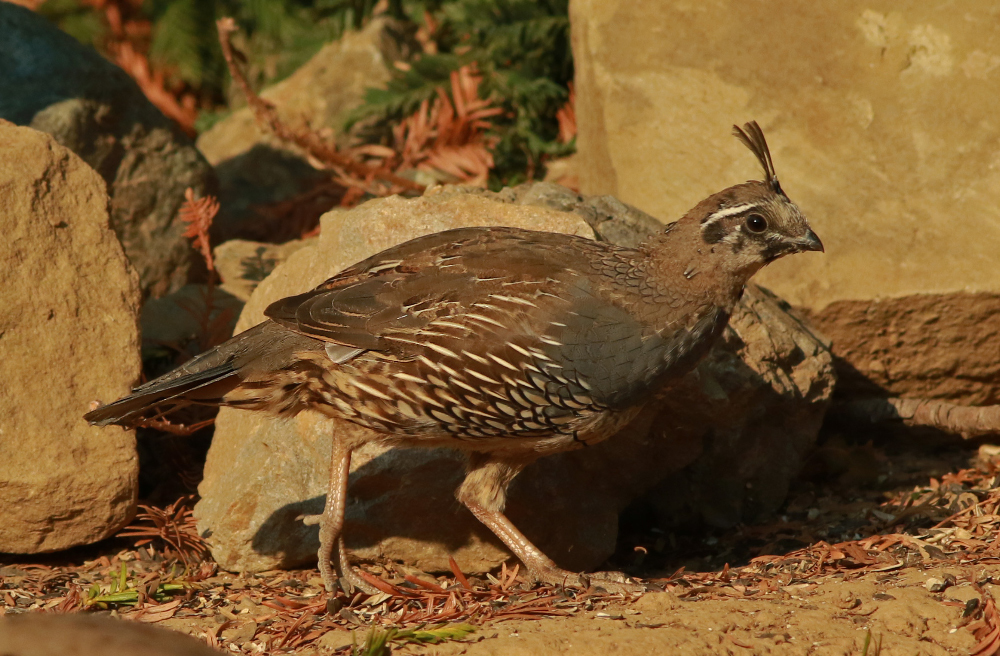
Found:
<box><xmin>701</xmin><ymin>203</ymin><xmax>759</xmax><ymax>229</ymax></box>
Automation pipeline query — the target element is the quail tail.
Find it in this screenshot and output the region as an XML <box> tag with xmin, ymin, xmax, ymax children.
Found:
<box><xmin>84</xmin><ymin>321</ymin><xmax>312</xmax><ymax>427</ymax></box>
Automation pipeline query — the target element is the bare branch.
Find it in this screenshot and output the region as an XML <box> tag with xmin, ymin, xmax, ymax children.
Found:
<box><xmin>836</xmin><ymin>397</ymin><xmax>1000</xmax><ymax>439</ymax></box>
<box><xmin>215</xmin><ymin>18</ymin><xmax>425</xmax><ymax>195</ymax></box>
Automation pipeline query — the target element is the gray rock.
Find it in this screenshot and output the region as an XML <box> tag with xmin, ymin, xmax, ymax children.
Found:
<box><xmin>195</xmin><ymin>184</ymin><xmax>835</xmax><ymax>575</ymax></box>
<box><xmin>0</xmin><ymin>3</ymin><xmax>214</xmax><ymax>299</ymax></box>
<box><xmin>0</xmin><ymin>121</ymin><xmax>140</xmax><ymax>553</ymax></box>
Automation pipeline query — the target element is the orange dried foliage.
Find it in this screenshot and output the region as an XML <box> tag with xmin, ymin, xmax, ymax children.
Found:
<box><xmin>81</xmin><ymin>0</ymin><xmax>199</xmax><ymax>135</ymax></box>
<box><xmin>136</xmin><ymin>415</ymin><xmax>215</xmax><ymax>437</ymax></box>
<box><xmin>116</xmin><ymin>495</ymin><xmax>210</xmax><ymax>567</ymax></box>
<box><xmin>217</xmin><ymin>18</ymin><xmax>503</xmax><ymax>209</ymax></box>
<box><xmin>556</xmin><ymin>82</ymin><xmax>576</xmax><ymax>144</ymax></box>
<box><xmin>392</xmin><ymin>65</ymin><xmax>503</xmax><ymax>186</ymax></box>
<box><xmin>179</xmin><ymin>187</ymin><xmax>220</xmax><ymax>274</ymax></box>
<box><xmin>178</xmin><ymin>188</ymin><xmax>232</xmax><ymax>353</ymax></box>
<box><xmin>970</xmin><ymin>593</ymin><xmax>1000</xmax><ymax>656</ymax></box>
<box><xmin>217</xmin><ymin>17</ymin><xmax>425</xmax><ymax>202</ymax></box>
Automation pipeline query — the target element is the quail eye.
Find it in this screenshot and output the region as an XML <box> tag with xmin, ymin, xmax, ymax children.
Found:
<box><xmin>745</xmin><ymin>214</ymin><xmax>768</xmax><ymax>233</ymax></box>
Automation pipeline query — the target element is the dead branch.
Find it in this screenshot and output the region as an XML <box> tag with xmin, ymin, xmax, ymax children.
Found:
<box><xmin>215</xmin><ymin>17</ymin><xmax>425</xmax><ymax>195</ymax></box>
<box><xmin>836</xmin><ymin>397</ymin><xmax>1000</xmax><ymax>439</ymax></box>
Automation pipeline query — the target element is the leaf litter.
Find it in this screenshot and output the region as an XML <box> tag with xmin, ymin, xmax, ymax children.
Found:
<box><xmin>4</xmin><ymin>442</ymin><xmax>1000</xmax><ymax>653</ymax></box>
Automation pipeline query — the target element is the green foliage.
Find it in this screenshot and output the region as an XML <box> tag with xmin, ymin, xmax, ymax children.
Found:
<box><xmin>356</xmin><ymin>623</ymin><xmax>476</xmax><ymax>656</ymax></box>
<box><xmin>37</xmin><ymin>0</ymin><xmax>107</xmax><ymax>49</ymax></box>
<box><xmin>85</xmin><ymin>561</ymin><xmax>189</xmax><ymax>609</ymax></box>
<box><xmin>351</xmin><ymin>0</ymin><xmax>574</xmax><ymax>188</ymax></box>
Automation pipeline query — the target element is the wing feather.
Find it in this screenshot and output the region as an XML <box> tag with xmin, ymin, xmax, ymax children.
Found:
<box><xmin>263</xmin><ymin>227</ymin><xmax>597</xmax><ymax>355</ymax></box>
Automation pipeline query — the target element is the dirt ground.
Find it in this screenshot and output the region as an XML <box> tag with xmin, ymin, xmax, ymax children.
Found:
<box><xmin>147</xmin><ymin>563</ymin><xmax>987</xmax><ymax>655</ymax></box>
<box><xmin>409</xmin><ymin>568</ymin><xmax>984</xmax><ymax>656</ymax></box>
<box><xmin>3</xmin><ymin>430</ymin><xmax>999</xmax><ymax>655</ymax></box>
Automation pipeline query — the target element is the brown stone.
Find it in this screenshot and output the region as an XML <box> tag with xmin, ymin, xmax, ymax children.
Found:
<box><xmin>805</xmin><ymin>293</ymin><xmax>1000</xmax><ymax>405</ymax></box>
<box><xmin>195</xmin><ymin>184</ymin><xmax>834</xmax><ymax>574</ymax></box>
<box><xmin>571</xmin><ymin>0</ymin><xmax>1000</xmax><ymax>310</ymax></box>
<box><xmin>0</xmin><ymin>121</ymin><xmax>140</xmax><ymax>553</ymax></box>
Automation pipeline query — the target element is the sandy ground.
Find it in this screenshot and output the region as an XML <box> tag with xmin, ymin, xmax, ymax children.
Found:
<box><xmin>410</xmin><ymin>568</ymin><xmax>982</xmax><ymax>656</ymax></box>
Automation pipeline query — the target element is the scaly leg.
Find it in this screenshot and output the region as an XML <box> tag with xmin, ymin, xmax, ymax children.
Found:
<box><xmin>301</xmin><ymin>436</ymin><xmax>378</xmax><ymax>595</ymax></box>
<box><xmin>457</xmin><ymin>454</ymin><xmax>643</xmax><ymax>593</ymax></box>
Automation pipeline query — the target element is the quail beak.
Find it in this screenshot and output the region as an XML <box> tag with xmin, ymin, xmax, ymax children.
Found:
<box><xmin>793</xmin><ymin>228</ymin><xmax>824</xmax><ymax>253</ymax></box>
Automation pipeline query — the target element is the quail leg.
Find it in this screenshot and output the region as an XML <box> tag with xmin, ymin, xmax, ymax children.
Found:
<box><xmin>463</xmin><ymin>500</ymin><xmax>642</xmax><ymax>592</ymax></box>
<box><xmin>302</xmin><ymin>437</ymin><xmax>379</xmax><ymax>595</ymax></box>
<box><xmin>457</xmin><ymin>456</ymin><xmax>644</xmax><ymax>593</ymax></box>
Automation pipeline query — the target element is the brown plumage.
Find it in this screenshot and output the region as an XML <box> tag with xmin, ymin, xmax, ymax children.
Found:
<box><xmin>86</xmin><ymin>122</ymin><xmax>823</xmax><ymax>593</ymax></box>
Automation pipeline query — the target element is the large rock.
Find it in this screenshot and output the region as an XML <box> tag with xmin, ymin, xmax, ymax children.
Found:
<box><xmin>196</xmin><ymin>18</ymin><xmax>402</xmax><ymax>243</ymax></box>
<box><xmin>0</xmin><ymin>2</ymin><xmax>214</xmax><ymax>298</ymax></box>
<box><xmin>806</xmin><ymin>293</ymin><xmax>1000</xmax><ymax>405</ymax></box>
<box><xmin>195</xmin><ymin>184</ymin><xmax>834</xmax><ymax>574</ymax></box>
<box><xmin>0</xmin><ymin>121</ymin><xmax>140</xmax><ymax>552</ymax></box>
<box><xmin>571</xmin><ymin>1</ymin><xmax>1000</xmax><ymax>311</ymax></box>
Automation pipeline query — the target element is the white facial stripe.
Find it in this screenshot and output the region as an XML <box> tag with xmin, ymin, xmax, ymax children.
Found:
<box><xmin>701</xmin><ymin>203</ymin><xmax>759</xmax><ymax>230</ymax></box>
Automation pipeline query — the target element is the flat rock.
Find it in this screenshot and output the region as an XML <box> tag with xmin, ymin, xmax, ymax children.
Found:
<box><xmin>0</xmin><ymin>121</ymin><xmax>140</xmax><ymax>553</ymax></box>
<box><xmin>571</xmin><ymin>0</ymin><xmax>1000</xmax><ymax>310</ymax></box>
<box><xmin>195</xmin><ymin>184</ymin><xmax>834</xmax><ymax>574</ymax></box>
<box><xmin>0</xmin><ymin>2</ymin><xmax>214</xmax><ymax>298</ymax></box>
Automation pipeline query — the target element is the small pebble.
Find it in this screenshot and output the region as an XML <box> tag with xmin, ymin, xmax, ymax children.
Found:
<box><xmin>925</xmin><ymin>577</ymin><xmax>948</xmax><ymax>592</ymax></box>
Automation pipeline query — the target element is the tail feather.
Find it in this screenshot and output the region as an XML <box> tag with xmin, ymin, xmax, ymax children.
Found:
<box><xmin>85</xmin><ymin>321</ymin><xmax>320</xmax><ymax>428</ymax></box>
<box><xmin>84</xmin><ymin>363</ymin><xmax>239</xmax><ymax>427</ymax></box>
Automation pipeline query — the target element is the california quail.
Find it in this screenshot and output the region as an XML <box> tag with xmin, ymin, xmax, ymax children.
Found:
<box><xmin>86</xmin><ymin>122</ymin><xmax>823</xmax><ymax>593</ymax></box>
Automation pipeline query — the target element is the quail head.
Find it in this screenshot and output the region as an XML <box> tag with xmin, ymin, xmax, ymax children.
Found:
<box><xmin>86</xmin><ymin>121</ymin><xmax>822</xmax><ymax>594</ymax></box>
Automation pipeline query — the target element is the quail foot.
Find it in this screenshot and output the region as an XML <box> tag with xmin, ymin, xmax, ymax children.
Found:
<box><xmin>87</xmin><ymin>122</ymin><xmax>823</xmax><ymax>594</ymax></box>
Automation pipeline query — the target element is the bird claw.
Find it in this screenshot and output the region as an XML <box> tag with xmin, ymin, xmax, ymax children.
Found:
<box><xmin>299</xmin><ymin>513</ymin><xmax>322</xmax><ymax>526</ymax></box>
<box><xmin>583</xmin><ymin>570</ymin><xmax>647</xmax><ymax>594</ymax></box>
<box><xmin>330</xmin><ymin>566</ymin><xmax>381</xmax><ymax>597</ymax></box>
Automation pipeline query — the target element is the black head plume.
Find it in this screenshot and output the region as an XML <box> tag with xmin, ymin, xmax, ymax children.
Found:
<box><xmin>733</xmin><ymin>121</ymin><xmax>783</xmax><ymax>196</ymax></box>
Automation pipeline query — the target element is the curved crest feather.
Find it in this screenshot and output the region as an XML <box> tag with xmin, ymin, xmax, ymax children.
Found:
<box><xmin>733</xmin><ymin>121</ymin><xmax>783</xmax><ymax>195</ymax></box>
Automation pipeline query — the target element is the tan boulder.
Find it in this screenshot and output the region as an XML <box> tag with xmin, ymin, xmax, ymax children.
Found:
<box><xmin>0</xmin><ymin>121</ymin><xmax>140</xmax><ymax>552</ymax></box>
<box><xmin>571</xmin><ymin>0</ymin><xmax>1000</xmax><ymax>310</ymax></box>
<box><xmin>194</xmin><ymin>184</ymin><xmax>834</xmax><ymax>575</ymax></box>
<box><xmin>571</xmin><ymin>1</ymin><xmax>1000</xmax><ymax>407</ymax></box>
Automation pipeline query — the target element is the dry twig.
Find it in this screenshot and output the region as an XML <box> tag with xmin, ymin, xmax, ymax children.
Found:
<box><xmin>838</xmin><ymin>397</ymin><xmax>1000</xmax><ymax>439</ymax></box>
<box><xmin>216</xmin><ymin>17</ymin><xmax>425</xmax><ymax>196</ymax></box>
